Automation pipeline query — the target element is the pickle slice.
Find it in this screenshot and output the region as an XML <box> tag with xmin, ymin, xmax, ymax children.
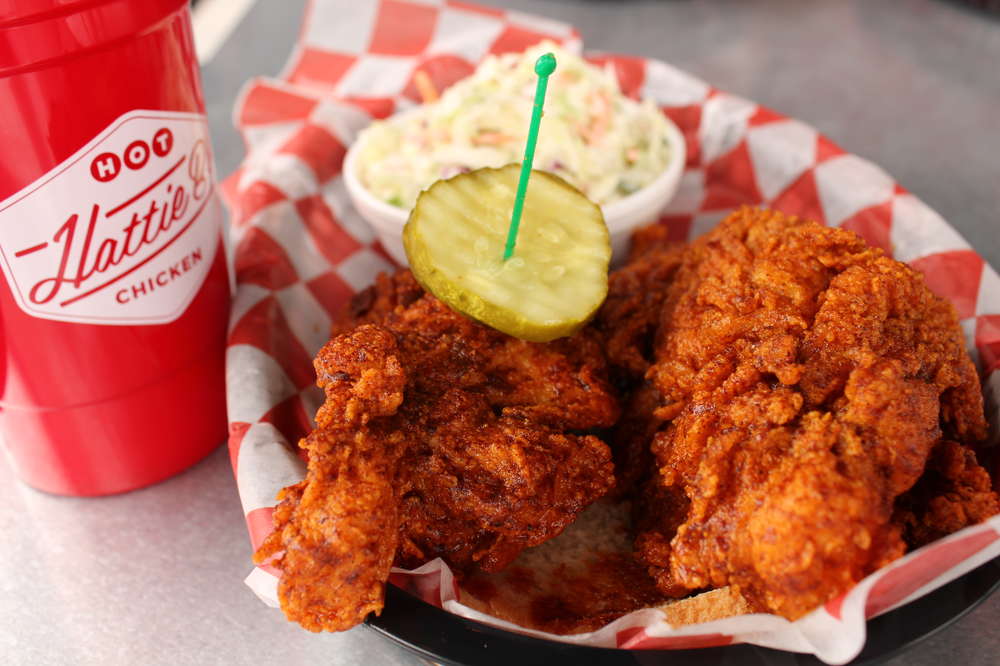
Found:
<box><xmin>403</xmin><ymin>164</ymin><xmax>610</xmax><ymax>342</ymax></box>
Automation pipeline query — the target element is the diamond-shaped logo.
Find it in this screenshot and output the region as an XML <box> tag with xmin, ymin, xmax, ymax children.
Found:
<box><xmin>0</xmin><ymin>110</ymin><xmax>222</xmax><ymax>325</ymax></box>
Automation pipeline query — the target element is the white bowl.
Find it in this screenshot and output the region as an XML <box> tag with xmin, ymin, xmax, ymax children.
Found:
<box><xmin>342</xmin><ymin>113</ymin><xmax>686</xmax><ymax>267</ymax></box>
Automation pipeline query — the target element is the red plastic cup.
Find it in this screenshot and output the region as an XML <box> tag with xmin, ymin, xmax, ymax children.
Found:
<box><xmin>0</xmin><ymin>0</ymin><xmax>230</xmax><ymax>496</ymax></box>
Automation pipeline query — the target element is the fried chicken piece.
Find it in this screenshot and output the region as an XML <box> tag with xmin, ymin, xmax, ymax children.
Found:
<box><xmin>255</xmin><ymin>426</ymin><xmax>408</xmax><ymax>632</ymax></box>
<box><xmin>483</xmin><ymin>331</ymin><xmax>620</xmax><ymax>429</ymax></box>
<box><xmin>396</xmin><ymin>387</ymin><xmax>616</xmax><ymax>571</ymax></box>
<box><xmin>633</xmin><ymin>207</ymin><xmax>995</xmax><ymax>619</ymax></box>
<box><xmin>254</xmin><ymin>328</ymin><xmax>409</xmax><ymax>632</ymax></box>
<box><xmin>351</xmin><ymin>288</ymin><xmax>618</xmax><ymax>570</ymax></box>
<box><xmin>256</xmin><ymin>273</ymin><xmax>618</xmax><ymax>632</ymax></box>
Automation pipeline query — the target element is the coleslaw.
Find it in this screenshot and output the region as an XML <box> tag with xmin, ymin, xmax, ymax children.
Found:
<box><xmin>354</xmin><ymin>41</ymin><xmax>673</xmax><ymax>210</ymax></box>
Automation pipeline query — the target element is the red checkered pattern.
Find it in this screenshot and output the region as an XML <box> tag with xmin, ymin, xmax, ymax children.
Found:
<box><xmin>279</xmin><ymin>0</ymin><xmax>579</xmax><ymax>93</ymax></box>
<box><xmin>223</xmin><ymin>1</ymin><xmax>1000</xmax><ymax>661</ymax></box>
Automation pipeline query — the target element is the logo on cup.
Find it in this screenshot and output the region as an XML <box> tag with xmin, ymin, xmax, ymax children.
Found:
<box><xmin>0</xmin><ymin>111</ymin><xmax>222</xmax><ymax>325</ymax></box>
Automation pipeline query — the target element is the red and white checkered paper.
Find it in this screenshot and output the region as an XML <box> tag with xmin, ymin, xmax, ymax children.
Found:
<box><xmin>221</xmin><ymin>2</ymin><xmax>1000</xmax><ymax>663</ymax></box>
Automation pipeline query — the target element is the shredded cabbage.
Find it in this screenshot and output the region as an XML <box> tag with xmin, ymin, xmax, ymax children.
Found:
<box><xmin>355</xmin><ymin>41</ymin><xmax>672</xmax><ymax>210</ymax></box>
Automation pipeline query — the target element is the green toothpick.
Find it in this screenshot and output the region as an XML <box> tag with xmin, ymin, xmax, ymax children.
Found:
<box><xmin>503</xmin><ymin>52</ymin><xmax>557</xmax><ymax>261</ymax></box>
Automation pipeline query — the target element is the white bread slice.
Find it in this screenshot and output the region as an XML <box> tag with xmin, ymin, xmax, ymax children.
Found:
<box><xmin>459</xmin><ymin>500</ymin><xmax>750</xmax><ymax>634</ymax></box>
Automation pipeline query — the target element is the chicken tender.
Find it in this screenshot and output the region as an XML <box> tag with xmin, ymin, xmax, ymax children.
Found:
<box><xmin>632</xmin><ymin>207</ymin><xmax>995</xmax><ymax>619</ymax></box>
<box><xmin>254</xmin><ymin>327</ymin><xmax>408</xmax><ymax>632</ymax></box>
<box><xmin>255</xmin><ymin>274</ymin><xmax>618</xmax><ymax>631</ymax></box>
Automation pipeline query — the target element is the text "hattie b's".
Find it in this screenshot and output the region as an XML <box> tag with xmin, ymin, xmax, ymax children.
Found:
<box><xmin>24</xmin><ymin>134</ymin><xmax>211</xmax><ymax>309</ymax></box>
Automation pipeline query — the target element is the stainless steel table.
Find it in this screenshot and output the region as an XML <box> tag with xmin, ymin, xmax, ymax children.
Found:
<box><xmin>3</xmin><ymin>1</ymin><xmax>998</xmax><ymax>664</ymax></box>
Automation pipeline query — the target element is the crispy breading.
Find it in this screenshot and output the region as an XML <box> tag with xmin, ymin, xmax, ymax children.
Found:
<box><xmin>312</xmin><ymin>325</ymin><xmax>404</xmax><ymax>427</ymax></box>
<box><xmin>631</xmin><ymin>207</ymin><xmax>995</xmax><ymax>619</ymax></box>
<box><xmin>395</xmin><ymin>387</ymin><xmax>617</xmax><ymax>572</ymax></box>
<box><xmin>254</xmin><ymin>327</ymin><xmax>409</xmax><ymax>632</ymax></box>
<box><xmin>259</xmin><ymin>206</ymin><xmax>998</xmax><ymax>634</ymax></box>
<box><xmin>255</xmin><ymin>274</ymin><xmax>618</xmax><ymax>631</ymax></box>
<box><xmin>254</xmin><ymin>425</ymin><xmax>407</xmax><ymax>632</ymax></box>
